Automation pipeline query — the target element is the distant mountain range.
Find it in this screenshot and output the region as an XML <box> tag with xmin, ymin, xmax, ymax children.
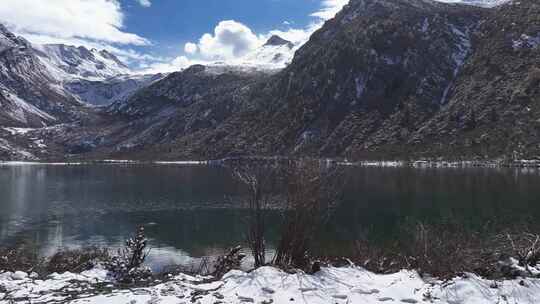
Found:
<box><xmin>1</xmin><ymin>0</ymin><xmax>539</xmax><ymax>161</ymax></box>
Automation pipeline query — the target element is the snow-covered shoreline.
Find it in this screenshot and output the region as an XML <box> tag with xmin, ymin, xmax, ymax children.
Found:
<box><xmin>1</xmin><ymin>265</ymin><xmax>539</xmax><ymax>304</ymax></box>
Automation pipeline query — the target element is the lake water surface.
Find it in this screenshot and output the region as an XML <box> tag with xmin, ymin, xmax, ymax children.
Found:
<box><xmin>1</xmin><ymin>163</ymin><xmax>539</xmax><ymax>271</ymax></box>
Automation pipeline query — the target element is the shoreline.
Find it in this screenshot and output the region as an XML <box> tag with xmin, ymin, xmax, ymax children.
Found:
<box><xmin>1</xmin><ymin>158</ymin><xmax>539</xmax><ymax>169</ymax></box>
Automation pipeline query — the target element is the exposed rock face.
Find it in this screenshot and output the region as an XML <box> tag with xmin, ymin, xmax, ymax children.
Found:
<box><xmin>100</xmin><ymin>65</ymin><xmax>271</xmax><ymax>156</ymax></box>
<box><xmin>408</xmin><ymin>0</ymin><xmax>540</xmax><ymax>159</ymax></box>
<box><xmin>240</xmin><ymin>0</ymin><xmax>486</xmax><ymax>158</ymax></box>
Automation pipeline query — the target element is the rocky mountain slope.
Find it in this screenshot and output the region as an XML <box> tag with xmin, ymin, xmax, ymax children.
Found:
<box><xmin>409</xmin><ymin>0</ymin><xmax>540</xmax><ymax>159</ymax></box>
<box><xmin>0</xmin><ymin>24</ymin><xmax>85</xmax><ymax>128</ymax></box>
<box><xmin>0</xmin><ymin>24</ymin><xmax>161</xmax><ymax>159</ymax></box>
<box><xmin>102</xmin><ymin>0</ymin><xmax>536</xmax><ymax>161</ymax></box>
<box><xmin>2</xmin><ymin>0</ymin><xmax>539</xmax><ymax>161</ymax></box>
<box><xmin>90</xmin><ymin>0</ymin><xmax>493</xmax><ymax>160</ymax></box>
<box><xmin>34</xmin><ymin>44</ymin><xmax>164</xmax><ymax>107</ymax></box>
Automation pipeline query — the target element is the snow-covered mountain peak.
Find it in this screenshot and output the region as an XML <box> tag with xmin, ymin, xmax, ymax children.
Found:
<box><xmin>34</xmin><ymin>44</ymin><xmax>130</xmax><ymax>81</ymax></box>
<box><xmin>200</xmin><ymin>35</ymin><xmax>298</xmax><ymax>73</ymax></box>
<box><xmin>264</xmin><ymin>35</ymin><xmax>294</xmax><ymax>48</ymax></box>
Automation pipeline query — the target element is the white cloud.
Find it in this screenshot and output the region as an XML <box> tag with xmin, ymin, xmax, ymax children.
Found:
<box><xmin>182</xmin><ymin>0</ymin><xmax>349</xmax><ymax>64</ymax></box>
<box><xmin>1</xmin><ymin>0</ymin><xmax>348</xmax><ymax>74</ymax></box>
<box><xmin>0</xmin><ymin>0</ymin><xmax>148</xmax><ymax>45</ymax></box>
<box><xmin>138</xmin><ymin>56</ymin><xmax>197</xmax><ymax>74</ymax></box>
<box><xmin>311</xmin><ymin>0</ymin><xmax>349</xmax><ymax>20</ymax></box>
<box><xmin>192</xmin><ymin>20</ymin><xmax>264</xmax><ymax>61</ymax></box>
<box><xmin>184</xmin><ymin>42</ymin><xmax>198</xmax><ymax>54</ymax></box>
<box><xmin>142</xmin><ymin>0</ymin><xmax>350</xmax><ymax>73</ymax></box>
<box><xmin>137</xmin><ymin>0</ymin><xmax>152</xmax><ymax>7</ymax></box>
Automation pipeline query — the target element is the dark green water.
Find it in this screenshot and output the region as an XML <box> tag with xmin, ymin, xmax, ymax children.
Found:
<box><xmin>1</xmin><ymin>164</ymin><xmax>539</xmax><ymax>270</ymax></box>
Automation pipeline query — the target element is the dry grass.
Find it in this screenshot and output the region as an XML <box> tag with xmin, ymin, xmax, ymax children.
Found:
<box><xmin>46</xmin><ymin>247</ymin><xmax>111</xmax><ymax>274</ymax></box>
<box><xmin>349</xmin><ymin>222</ymin><xmax>540</xmax><ymax>280</ymax></box>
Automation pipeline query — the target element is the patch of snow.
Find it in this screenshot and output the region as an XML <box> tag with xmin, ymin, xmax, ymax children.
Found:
<box><xmin>421</xmin><ymin>18</ymin><xmax>430</xmax><ymax>33</ymax></box>
<box><xmin>0</xmin><ymin>138</ymin><xmax>38</xmax><ymax>160</ymax></box>
<box><xmin>2</xmin><ymin>266</ymin><xmax>540</xmax><ymax>304</ymax></box>
<box><xmin>101</xmin><ymin>159</ymin><xmax>138</xmax><ymax>164</ymax></box>
<box><xmin>355</xmin><ymin>75</ymin><xmax>367</xmax><ymax>99</ymax></box>
<box><xmin>440</xmin><ymin>84</ymin><xmax>452</xmax><ymax>105</ymax></box>
<box><xmin>381</xmin><ymin>55</ymin><xmax>400</xmax><ymax>65</ymax></box>
<box><xmin>449</xmin><ymin>25</ymin><xmax>472</xmax><ymax>76</ymax></box>
<box><xmin>440</xmin><ymin>23</ymin><xmax>472</xmax><ymax>105</ymax></box>
<box><xmin>10</xmin><ymin>271</ymin><xmax>28</xmax><ymax>281</ymax></box>
<box><xmin>0</xmin><ymin>267</ymin><xmax>110</xmax><ymax>303</ymax></box>
<box><xmin>2</xmin><ymin>127</ymin><xmax>35</xmax><ymax>135</ymax></box>
<box><xmin>1</xmin><ymin>89</ymin><xmax>56</xmax><ymax>124</ymax></box>
<box><xmin>359</xmin><ymin>161</ymin><xmax>405</xmax><ymax>167</ymax></box>
<box><xmin>31</xmin><ymin>138</ymin><xmax>47</xmax><ymax>149</ymax></box>
<box><xmin>513</xmin><ymin>33</ymin><xmax>540</xmax><ymax>50</ymax></box>
<box><xmin>203</xmin><ymin>62</ymin><xmax>284</xmax><ymax>75</ymax></box>
<box><xmin>433</xmin><ymin>0</ymin><xmax>512</xmax><ymax>8</ymax></box>
<box><xmin>153</xmin><ymin>161</ymin><xmax>208</xmax><ymax>165</ymax></box>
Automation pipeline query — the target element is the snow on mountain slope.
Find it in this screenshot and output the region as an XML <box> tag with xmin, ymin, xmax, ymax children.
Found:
<box><xmin>65</xmin><ymin>73</ymin><xmax>166</xmax><ymax>106</ymax></box>
<box><xmin>1</xmin><ymin>22</ymin><xmax>162</xmax><ymax>119</ymax></box>
<box><xmin>0</xmin><ymin>24</ymin><xmax>23</xmax><ymax>53</ymax></box>
<box><xmin>0</xmin><ymin>88</ymin><xmax>56</xmax><ymax>125</ymax></box>
<box><xmin>198</xmin><ymin>35</ymin><xmax>297</xmax><ymax>73</ymax></box>
<box><xmin>0</xmin><ymin>24</ymin><xmax>90</xmax><ymax>128</ymax></box>
<box><xmin>238</xmin><ymin>35</ymin><xmax>296</xmax><ymax>69</ymax></box>
<box><xmin>34</xmin><ymin>44</ymin><xmax>130</xmax><ymax>81</ymax></box>
<box><xmin>435</xmin><ymin>0</ymin><xmax>512</xmax><ymax>7</ymax></box>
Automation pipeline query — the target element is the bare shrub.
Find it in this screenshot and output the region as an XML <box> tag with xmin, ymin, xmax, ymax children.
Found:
<box><xmin>273</xmin><ymin>159</ymin><xmax>344</xmax><ymax>271</ymax></box>
<box><xmin>212</xmin><ymin>246</ymin><xmax>245</xmax><ymax>278</ymax></box>
<box><xmin>499</xmin><ymin>233</ymin><xmax>540</xmax><ymax>275</ymax></box>
<box><xmin>352</xmin><ymin>221</ymin><xmax>540</xmax><ymax>280</ymax></box>
<box><xmin>230</xmin><ymin>160</ymin><xmax>281</xmax><ymax>268</ymax></box>
<box><xmin>0</xmin><ymin>244</ymin><xmax>43</xmax><ymax>274</ymax></box>
<box><xmin>403</xmin><ymin>222</ymin><xmax>493</xmax><ymax>279</ymax></box>
<box><xmin>107</xmin><ymin>226</ymin><xmax>151</xmax><ymax>283</ymax></box>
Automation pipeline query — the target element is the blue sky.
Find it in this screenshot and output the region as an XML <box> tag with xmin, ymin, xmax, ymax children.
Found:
<box><xmin>121</xmin><ymin>0</ymin><xmax>321</xmax><ymax>58</ymax></box>
<box><xmin>0</xmin><ymin>0</ymin><xmax>348</xmax><ymax>71</ymax></box>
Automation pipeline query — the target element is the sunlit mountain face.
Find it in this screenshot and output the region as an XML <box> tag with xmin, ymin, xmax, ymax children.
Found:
<box><xmin>1</xmin><ymin>0</ymin><xmax>538</xmax><ymax>162</ymax></box>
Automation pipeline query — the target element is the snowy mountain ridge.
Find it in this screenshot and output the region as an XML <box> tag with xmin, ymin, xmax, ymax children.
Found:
<box><xmin>34</xmin><ymin>44</ymin><xmax>131</xmax><ymax>82</ymax></box>
<box><xmin>196</xmin><ymin>35</ymin><xmax>297</xmax><ymax>74</ymax></box>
